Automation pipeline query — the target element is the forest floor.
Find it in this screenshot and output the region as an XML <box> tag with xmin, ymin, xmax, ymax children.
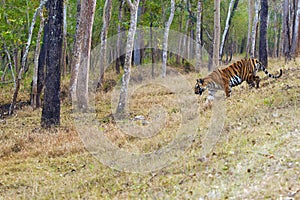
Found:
<box><xmin>0</xmin><ymin>58</ymin><xmax>299</xmax><ymax>199</ymax></box>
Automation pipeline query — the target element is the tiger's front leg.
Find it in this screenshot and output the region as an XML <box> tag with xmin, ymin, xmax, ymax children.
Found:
<box><xmin>254</xmin><ymin>76</ymin><xmax>260</xmax><ymax>88</ymax></box>
<box><xmin>224</xmin><ymin>84</ymin><xmax>231</xmax><ymax>98</ymax></box>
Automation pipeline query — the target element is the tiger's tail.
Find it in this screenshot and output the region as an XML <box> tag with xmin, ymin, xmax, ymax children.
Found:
<box><xmin>261</xmin><ymin>66</ymin><xmax>282</xmax><ymax>79</ymax></box>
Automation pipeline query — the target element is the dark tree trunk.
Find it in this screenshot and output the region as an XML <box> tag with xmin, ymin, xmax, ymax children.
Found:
<box><xmin>41</xmin><ymin>0</ymin><xmax>63</xmax><ymax>128</ymax></box>
<box><xmin>259</xmin><ymin>0</ymin><xmax>268</xmax><ymax>67</ymax></box>
<box><xmin>36</xmin><ymin>21</ymin><xmax>49</xmax><ymax>108</ymax></box>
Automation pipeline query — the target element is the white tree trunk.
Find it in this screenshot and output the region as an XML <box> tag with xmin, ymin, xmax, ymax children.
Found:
<box><xmin>213</xmin><ymin>0</ymin><xmax>220</xmax><ymax>68</ymax></box>
<box><xmin>219</xmin><ymin>0</ymin><xmax>239</xmax><ymax>61</ymax></box>
<box><xmin>161</xmin><ymin>0</ymin><xmax>175</xmax><ymax>78</ymax></box>
<box><xmin>116</xmin><ymin>0</ymin><xmax>140</xmax><ymax>114</ymax></box>
<box><xmin>69</xmin><ymin>0</ymin><xmax>82</xmax><ymax>102</ymax></box>
<box><xmin>195</xmin><ymin>0</ymin><xmax>202</xmax><ymax>72</ymax></box>
<box><xmin>76</xmin><ymin>0</ymin><xmax>97</xmax><ymax>110</ymax></box>
<box><xmin>32</xmin><ymin>10</ymin><xmax>44</xmax><ymax>109</ymax></box>
<box><xmin>98</xmin><ymin>0</ymin><xmax>112</xmax><ymax>88</ymax></box>
<box><xmin>250</xmin><ymin>0</ymin><xmax>260</xmax><ymax>58</ymax></box>
<box><xmin>61</xmin><ymin>0</ymin><xmax>67</xmax><ymax>76</ymax></box>
<box><xmin>9</xmin><ymin>0</ymin><xmax>48</xmax><ymax>115</ymax></box>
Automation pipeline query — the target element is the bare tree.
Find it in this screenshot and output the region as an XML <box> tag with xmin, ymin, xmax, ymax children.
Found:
<box><xmin>31</xmin><ymin>10</ymin><xmax>45</xmax><ymax>109</ymax></box>
<box><xmin>250</xmin><ymin>0</ymin><xmax>260</xmax><ymax>58</ymax></box>
<box><xmin>291</xmin><ymin>0</ymin><xmax>300</xmax><ymax>58</ymax></box>
<box><xmin>246</xmin><ymin>0</ymin><xmax>254</xmax><ymax>57</ymax></box>
<box><xmin>116</xmin><ymin>0</ymin><xmax>140</xmax><ymax>114</ymax></box>
<box><xmin>195</xmin><ymin>0</ymin><xmax>202</xmax><ymax>72</ymax></box>
<box><xmin>98</xmin><ymin>0</ymin><xmax>113</xmax><ymax>88</ymax></box>
<box><xmin>116</xmin><ymin>0</ymin><xmax>125</xmax><ymax>74</ymax></box>
<box><xmin>69</xmin><ymin>0</ymin><xmax>81</xmax><ymax>102</ymax></box>
<box><xmin>41</xmin><ymin>0</ymin><xmax>63</xmax><ymax>127</ymax></box>
<box><xmin>76</xmin><ymin>0</ymin><xmax>97</xmax><ymax>110</ymax></box>
<box><xmin>219</xmin><ymin>0</ymin><xmax>239</xmax><ymax>62</ymax></box>
<box><xmin>61</xmin><ymin>0</ymin><xmax>68</xmax><ymax>77</ymax></box>
<box><xmin>259</xmin><ymin>0</ymin><xmax>268</xmax><ymax>67</ymax></box>
<box><xmin>213</xmin><ymin>0</ymin><xmax>220</xmax><ymax>68</ymax></box>
<box><xmin>9</xmin><ymin>0</ymin><xmax>48</xmax><ymax>115</ymax></box>
<box><xmin>161</xmin><ymin>0</ymin><xmax>175</xmax><ymax>78</ymax></box>
<box><xmin>272</xmin><ymin>7</ymin><xmax>279</xmax><ymax>58</ymax></box>
<box><xmin>282</xmin><ymin>0</ymin><xmax>291</xmax><ymax>61</ymax></box>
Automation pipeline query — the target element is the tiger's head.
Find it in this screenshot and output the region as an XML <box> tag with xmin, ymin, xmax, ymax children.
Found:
<box><xmin>195</xmin><ymin>79</ymin><xmax>206</xmax><ymax>95</ymax></box>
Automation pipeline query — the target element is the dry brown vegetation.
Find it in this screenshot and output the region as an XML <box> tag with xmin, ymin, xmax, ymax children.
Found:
<box><xmin>0</xmin><ymin>59</ymin><xmax>299</xmax><ymax>199</ymax></box>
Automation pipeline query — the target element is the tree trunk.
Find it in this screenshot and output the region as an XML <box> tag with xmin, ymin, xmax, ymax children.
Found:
<box><xmin>273</xmin><ymin>10</ymin><xmax>278</xmax><ymax>57</ymax></box>
<box><xmin>219</xmin><ymin>0</ymin><xmax>239</xmax><ymax>62</ymax></box>
<box><xmin>69</xmin><ymin>0</ymin><xmax>82</xmax><ymax>102</ymax></box>
<box><xmin>98</xmin><ymin>0</ymin><xmax>113</xmax><ymax>88</ymax></box>
<box><xmin>41</xmin><ymin>0</ymin><xmax>63</xmax><ymax>127</ymax></box>
<box><xmin>161</xmin><ymin>0</ymin><xmax>175</xmax><ymax>78</ymax></box>
<box><xmin>9</xmin><ymin>0</ymin><xmax>48</xmax><ymax>115</ymax></box>
<box><xmin>182</xmin><ymin>17</ymin><xmax>190</xmax><ymax>64</ymax></box>
<box><xmin>36</xmin><ymin>21</ymin><xmax>49</xmax><ymax>108</ymax></box>
<box><xmin>31</xmin><ymin>10</ymin><xmax>44</xmax><ymax>109</ymax></box>
<box><xmin>282</xmin><ymin>0</ymin><xmax>291</xmax><ymax>61</ymax></box>
<box><xmin>246</xmin><ymin>0</ymin><xmax>253</xmax><ymax>57</ymax></box>
<box><xmin>76</xmin><ymin>0</ymin><xmax>97</xmax><ymax>110</ymax></box>
<box><xmin>213</xmin><ymin>0</ymin><xmax>220</xmax><ymax>68</ymax></box>
<box><xmin>195</xmin><ymin>0</ymin><xmax>202</xmax><ymax>72</ymax></box>
<box><xmin>61</xmin><ymin>0</ymin><xmax>68</xmax><ymax>77</ymax></box>
<box><xmin>250</xmin><ymin>0</ymin><xmax>260</xmax><ymax>58</ymax></box>
<box><xmin>116</xmin><ymin>0</ymin><xmax>125</xmax><ymax>74</ymax></box>
<box><xmin>150</xmin><ymin>22</ymin><xmax>156</xmax><ymax>78</ymax></box>
<box><xmin>116</xmin><ymin>0</ymin><xmax>140</xmax><ymax>115</ymax></box>
<box><xmin>133</xmin><ymin>4</ymin><xmax>143</xmax><ymax>66</ymax></box>
<box><xmin>291</xmin><ymin>0</ymin><xmax>300</xmax><ymax>58</ymax></box>
<box><xmin>259</xmin><ymin>0</ymin><xmax>268</xmax><ymax>67</ymax></box>
<box><xmin>176</xmin><ymin>2</ymin><xmax>184</xmax><ymax>65</ymax></box>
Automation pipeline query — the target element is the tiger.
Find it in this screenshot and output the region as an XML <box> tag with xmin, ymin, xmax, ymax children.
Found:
<box><xmin>194</xmin><ymin>58</ymin><xmax>282</xmax><ymax>99</ymax></box>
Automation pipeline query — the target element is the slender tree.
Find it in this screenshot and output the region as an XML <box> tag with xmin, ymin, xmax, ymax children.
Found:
<box><xmin>219</xmin><ymin>0</ymin><xmax>239</xmax><ymax>62</ymax></box>
<box><xmin>31</xmin><ymin>10</ymin><xmax>44</xmax><ymax>109</ymax></box>
<box><xmin>98</xmin><ymin>0</ymin><xmax>113</xmax><ymax>88</ymax></box>
<box><xmin>36</xmin><ymin>20</ymin><xmax>49</xmax><ymax>108</ymax></box>
<box><xmin>115</xmin><ymin>0</ymin><xmax>125</xmax><ymax>74</ymax></box>
<box><xmin>116</xmin><ymin>0</ymin><xmax>140</xmax><ymax>114</ymax></box>
<box><xmin>61</xmin><ymin>0</ymin><xmax>68</xmax><ymax>77</ymax></box>
<box><xmin>272</xmin><ymin>7</ymin><xmax>279</xmax><ymax>58</ymax></box>
<box><xmin>212</xmin><ymin>0</ymin><xmax>220</xmax><ymax>69</ymax></box>
<box><xmin>282</xmin><ymin>0</ymin><xmax>291</xmax><ymax>61</ymax></box>
<box><xmin>161</xmin><ymin>0</ymin><xmax>175</xmax><ymax>78</ymax></box>
<box><xmin>259</xmin><ymin>0</ymin><xmax>268</xmax><ymax>67</ymax></box>
<box><xmin>195</xmin><ymin>0</ymin><xmax>202</xmax><ymax>72</ymax></box>
<box><xmin>250</xmin><ymin>0</ymin><xmax>260</xmax><ymax>58</ymax></box>
<box><xmin>41</xmin><ymin>0</ymin><xmax>63</xmax><ymax>127</ymax></box>
<box><xmin>76</xmin><ymin>0</ymin><xmax>97</xmax><ymax>110</ymax></box>
<box><xmin>69</xmin><ymin>0</ymin><xmax>81</xmax><ymax>102</ymax></box>
<box><xmin>246</xmin><ymin>0</ymin><xmax>254</xmax><ymax>58</ymax></box>
<box><xmin>9</xmin><ymin>0</ymin><xmax>48</xmax><ymax>115</ymax></box>
<box><xmin>291</xmin><ymin>0</ymin><xmax>300</xmax><ymax>58</ymax></box>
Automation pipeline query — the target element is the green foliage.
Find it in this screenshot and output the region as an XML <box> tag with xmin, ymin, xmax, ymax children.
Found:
<box><xmin>0</xmin><ymin>0</ymin><xmax>39</xmax><ymax>49</ymax></box>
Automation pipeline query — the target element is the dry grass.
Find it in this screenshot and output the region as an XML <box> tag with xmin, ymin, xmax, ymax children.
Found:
<box><xmin>0</xmin><ymin>58</ymin><xmax>299</xmax><ymax>199</ymax></box>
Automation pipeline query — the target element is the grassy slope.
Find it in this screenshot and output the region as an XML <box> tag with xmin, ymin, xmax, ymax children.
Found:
<box><xmin>0</xmin><ymin>59</ymin><xmax>299</xmax><ymax>199</ymax></box>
